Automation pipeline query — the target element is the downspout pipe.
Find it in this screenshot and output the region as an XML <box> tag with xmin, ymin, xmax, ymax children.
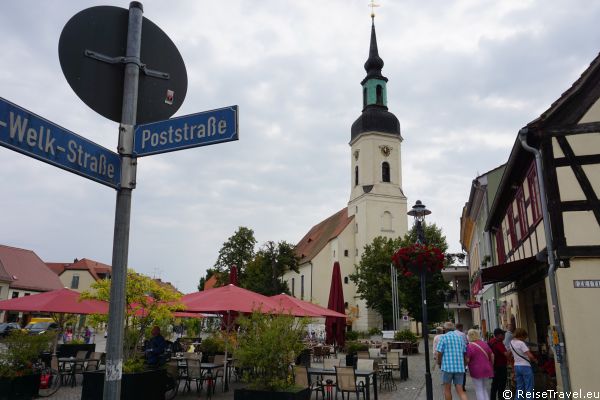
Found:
<box><xmin>518</xmin><ymin>128</ymin><xmax>571</xmax><ymax>393</ymax></box>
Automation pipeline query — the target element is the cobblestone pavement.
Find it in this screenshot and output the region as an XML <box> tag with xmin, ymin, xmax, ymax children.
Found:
<box><xmin>48</xmin><ymin>340</ymin><xmax>482</xmax><ymax>399</ymax></box>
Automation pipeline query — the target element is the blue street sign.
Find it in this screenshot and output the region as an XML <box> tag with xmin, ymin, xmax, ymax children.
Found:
<box><xmin>0</xmin><ymin>97</ymin><xmax>121</xmax><ymax>188</ymax></box>
<box><xmin>134</xmin><ymin>105</ymin><xmax>238</xmax><ymax>157</ymax></box>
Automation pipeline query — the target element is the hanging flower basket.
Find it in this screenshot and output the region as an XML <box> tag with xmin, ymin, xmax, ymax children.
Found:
<box><xmin>391</xmin><ymin>243</ymin><xmax>445</xmax><ymax>277</ymax></box>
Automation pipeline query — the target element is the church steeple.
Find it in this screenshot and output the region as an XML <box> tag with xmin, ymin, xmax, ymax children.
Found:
<box><xmin>362</xmin><ymin>20</ymin><xmax>387</xmax><ymax>85</ymax></box>
<box><xmin>351</xmin><ymin>17</ymin><xmax>400</xmax><ymax>142</ymax></box>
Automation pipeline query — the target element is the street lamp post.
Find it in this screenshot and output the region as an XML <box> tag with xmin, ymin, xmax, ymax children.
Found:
<box><xmin>407</xmin><ymin>200</ymin><xmax>433</xmax><ymax>400</ymax></box>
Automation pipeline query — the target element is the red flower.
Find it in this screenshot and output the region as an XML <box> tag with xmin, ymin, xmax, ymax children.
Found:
<box><xmin>391</xmin><ymin>243</ymin><xmax>445</xmax><ymax>276</ymax></box>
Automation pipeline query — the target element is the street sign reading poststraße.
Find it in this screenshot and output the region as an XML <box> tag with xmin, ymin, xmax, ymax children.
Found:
<box><xmin>0</xmin><ymin>97</ymin><xmax>121</xmax><ymax>188</ymax></box>
<box><xmin>133</xmin><ymin>105</ymin><xmax>238</xmax><ymax>157</ymax></box>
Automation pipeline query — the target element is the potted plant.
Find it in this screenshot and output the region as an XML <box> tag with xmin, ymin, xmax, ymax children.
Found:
<box><xmin>393</xmin><ymin>329</ymin><xmax>419</xmax><ymax>354</ymax></box>
<box><xmin>198</xmin><ymin>335</ymin><xmax>226</xmax><ymax>362</ymax></box>
<box><xmin>0</xmin><ymin>330</ymin><xmax>53</xmax><ymax>400</ymax></box>
<box><xmin>343</xmin><ymin>341</ymin><xmax>369</xmax><ymax>368</ymax></box>
<box><xmin>80</xmin><ymin>270</ymin><xmax>183</xmax><ymax>400</ymax></box>
<box><xmin>234</xmin><ymin>311</ymin><xmax>310</xmax><ymax>400</ymax></box>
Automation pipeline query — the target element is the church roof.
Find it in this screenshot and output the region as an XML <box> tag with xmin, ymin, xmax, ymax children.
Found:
<box><xmin>295</xmin><ymin>208</ymin><xmax>354</xmax><ymax>264</ymax></box>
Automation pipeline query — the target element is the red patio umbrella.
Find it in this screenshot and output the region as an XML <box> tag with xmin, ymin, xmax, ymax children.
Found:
<box><xmin>181</xmin><ymin>284</ymin><xmax>280</xmax><ymax>314</ymax></box>
<box><xmin>0</xmin><ymin>287</ymin><xmax>108</xmax><ymax>314</ymax></box>
<box><xmin>172</xmin><ymin>311</ymin><xmax>205</xmax><ymax>318</ymax></box>
<box><xmin>271</xmin><ymin>294</ymin><xmax>347</xmax><ymax>318</ymax></box>
<box><xmin>325</xmin><ymin>262</ymin><xmax>346</xmax><ymax>349</ymax></box>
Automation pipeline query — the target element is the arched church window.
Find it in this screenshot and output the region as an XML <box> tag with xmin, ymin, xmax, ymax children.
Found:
<box><xmin>363</xmin><ymin>87</ymin><xmax>367</xmax><ymax>108</ymax></box>
<box><xmin>382</xmin><ymin>162</ymin><xmax>390</xmax><ymax>182</ymax></box>
<box><xmin>382</xmin><ymin>211</ymin><xmax>393</xmax><ymax>231</ymax></box>
<box><xmin>376</xmin><ymin>85</ymin><xmax>383</xmax><ymax>105</ymax></box>
<box><xmin>355</xmin><ymin>166</ymin><xmax>359</xmax><ymax>186</ymax></box>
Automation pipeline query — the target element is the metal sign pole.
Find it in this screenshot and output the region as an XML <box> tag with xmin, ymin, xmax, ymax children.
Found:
<box><xmin>104</xmin><ymin>2</ymin><xmax>142</xmax><ymax>399</ymax></box>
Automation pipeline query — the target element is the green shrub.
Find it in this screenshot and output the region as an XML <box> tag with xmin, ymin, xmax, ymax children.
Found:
<box><xmin>0</xmin><ymin>330</ymin><xmax>53</xmax><ymax>378</ymax></box>
<box><xmin>344</xmin><ymin>340</ymin><xmax>369</xmax><ymax>354</ymax></box>
<box><xmin>345</xmin><ymin>330</ymin><xmax>359</xmax><ymax>341</ymax></box>
<box><xmin>198</xmin><ymin>335</ymin><xmax>225</xmax><ymax>354</ymax></box>
<box><xmin>235</xmin><ymin>311</ymin><xmax>308</xmax><ymax>391</ymax></box>
<box><xmin>368</xmin><ymin>327</ymin><xmax>382</xmax><ymax>336</ymax></box>
<box><xmin>394</xmin><ymin>329</ymin><xmax>418</xmax><ymax>343</ymax></box>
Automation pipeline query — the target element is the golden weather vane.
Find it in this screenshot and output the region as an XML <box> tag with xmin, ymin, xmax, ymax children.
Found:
<box><xmin>369</xmin><ymin>0</ymin><xmax>380</xmax><ymax>19</ymax></box>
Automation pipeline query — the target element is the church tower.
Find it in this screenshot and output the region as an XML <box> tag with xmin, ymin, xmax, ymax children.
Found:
<box><xmin>348</xmin><ymin>17</ymin><xmax>408</xmax><ymax>329</ymax></box>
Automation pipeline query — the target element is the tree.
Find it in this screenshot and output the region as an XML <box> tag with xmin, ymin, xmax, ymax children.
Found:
<box><xmin>350</xmin><ymin>223</ymin><xmax>453</xmax><ymax>327</ymax></box>
<box><xmin>81</xmin><ymin>270</ymin><xmax>182</xmax><ymax>370</ymax></box>
<box><xmin>349</xmin><ymin>236</ymin><xmax>403</xmax><ymax>325</ymax></box>
<box><xmin>213</xmin><ymin>227</ymin><xmax>257</xmax><ymax>286</ymax></box>
<box><xmin>242</xmin><ymin>241</ymin><xmax>299</xmax><ymax>296</ymax></box>
<box><xmin>197</xmin><ymin>268</ymin><xmax>216</xmax><ymax>291</ymax></box>
<box><xmin>395</xmin><ymin>223</ymin><xmax>452</xmax><ymax>324</ymax></box>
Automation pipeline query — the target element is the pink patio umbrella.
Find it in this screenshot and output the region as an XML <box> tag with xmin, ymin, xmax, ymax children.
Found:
<box><xmin>0</xmin><ymin>288</ymin><xmax>109</xmax><ymax>354</ymax></box>
<box><xmin>181</xmin><ymin>284</ymin><xmax>281</xmax><ymax>314</ymax></box>
<box><xmin>325</xmin><ymin>262</ymin><xmax>346</xmax><ymax>349</ymax></box>
<box><xmin>271</xmin><ymin>294</ymin><xmax>347</xmax><ymax>318</ymax></box>
<box><xmin>0</xmin><ymin>287</ymin><xmax>108</xmax><ymax>315</ymax></box>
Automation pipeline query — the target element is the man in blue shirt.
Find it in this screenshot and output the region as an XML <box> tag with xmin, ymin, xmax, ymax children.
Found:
<box><xmin>436</xmin><ymin>321</ymin><xmax>468</xmax><ymax>400</ymax></box>
<box><xmin>146</xmin><ymin>326</ymin><xmax>167</xmax><ymax>366</ymax></box>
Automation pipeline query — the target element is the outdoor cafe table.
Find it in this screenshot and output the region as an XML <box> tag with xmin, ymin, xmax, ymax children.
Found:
<box><xmin>172</xmin><ymin>357</ymin><xmax>226</xmax><ymax>396</ymax></box>
<box><xmin>58</xmin><ymin>357</ymin><xmax>87</xmax><ymax>387</ymax></box>
<box><xmin>307</xmin><ymin>367</ymin><xmax>378</xmax><ymax>400</ymax></box>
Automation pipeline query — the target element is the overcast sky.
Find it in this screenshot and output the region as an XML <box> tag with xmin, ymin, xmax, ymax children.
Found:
<box><xmin>2</xmin><ymin>0</ymin><xmax>600</xmax><ymax>293</ymax></box>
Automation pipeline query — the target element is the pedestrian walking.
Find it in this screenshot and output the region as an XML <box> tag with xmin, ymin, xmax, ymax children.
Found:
<box><xmin>509</xmin><ymin>328</ymin><xmax>537</xmax><ymax>399</ymax></box>
<box><xmin>84</xmin><ymin>326</ymin><xmax>91</xmax><ymax>344</ymax></box>
<box><xmin>489</xmin><ymin>328</ymin><xmax>510</xmax><ymax>400</ymax></box>
<box><xmin>456</xmin><ymin>323</ymin><xmax>468</xmax><ymax>391</ymax></box>
<box><xmin>466</xmin><ymin>329</ymin><xmax>494</xmax><ymax>400</ymax></box>
<box><xmin>436</xmin><ymin>321</ymin><xmax>468</xmax><ymax>400</ymax></box>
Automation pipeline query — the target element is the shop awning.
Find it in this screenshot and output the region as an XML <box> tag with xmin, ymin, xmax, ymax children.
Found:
<box><xmin>481</xmin><ymin>256</ymin><xmax>543</xmax><ymax>284</ymax></box>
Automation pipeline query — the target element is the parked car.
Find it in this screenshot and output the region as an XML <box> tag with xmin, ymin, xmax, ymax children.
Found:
<box><xmin>25</xmin><ymin>321</ymin><xmax>58</xmax><ymax>335</ymax></box>
<box><xmin>0</xmin><ymin>322</ymin><xmax>22</xmax><ymax>337</ymax></box>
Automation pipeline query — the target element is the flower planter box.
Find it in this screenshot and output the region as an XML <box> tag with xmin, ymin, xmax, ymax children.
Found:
<box><xmin>0</xmin><ymin>373</ymin><xmax>41</xmax><ymax>400</ymax></box>
<box><xmin>234</xmin><ymin>387</ymin><xmax>311</xmax><ymax>400</ymax></box>
<box><xmin>57</xmin><ymin>343</ymin><xmax>96</xmax><ymax>358</ymax></box>
<box><xmin>81</xmin><ymin>369</ymin><xmax>167</xmax><ymax>400</ymax></box>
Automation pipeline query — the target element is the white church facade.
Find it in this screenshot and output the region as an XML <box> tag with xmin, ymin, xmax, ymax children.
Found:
<box><xmin>283</xmin><ymin>19</ymin><xmax>409</xmax><ymax>331</ymax></box>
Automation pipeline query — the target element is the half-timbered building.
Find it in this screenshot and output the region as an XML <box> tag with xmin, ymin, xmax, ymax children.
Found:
<box><xmin>484</xmin><ymin>53</ymin><xmax>600</xmax><ymax>392</ymax></box>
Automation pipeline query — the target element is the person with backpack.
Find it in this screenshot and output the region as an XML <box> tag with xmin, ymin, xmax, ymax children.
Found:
<box><xmin>509</xmin><ymin>328</ymin><xmax>537</xmax><ymax>399</ymax></box>
<box><xmin>489</xmin><ymin>328</ymin><xmax>510</xmax><ymax>400</ymax></box>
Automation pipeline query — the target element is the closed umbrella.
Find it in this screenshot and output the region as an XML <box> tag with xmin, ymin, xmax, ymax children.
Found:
<box><xmin>325</xmin><ymin>262</ymin><xmax>346</xmax><ymax>349</ymax></box>
<box><xmin>229</xmin><ymin>265</ymin><xmax>239</xmax><ymax>286</ymax></box>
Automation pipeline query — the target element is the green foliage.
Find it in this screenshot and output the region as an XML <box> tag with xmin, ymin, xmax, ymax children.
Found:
<box><xmin>368</xmin><ymin>327</ymin><xmax>383</xmax><ymax>336</ymax></box>
<box><xmin>343</xmin><ymin>341</ymin><xmax>369</xmax><ymax>354</ymax></box>
<box><xmin>242</xmin><ymin>241</ymin><xmax>299</xmax><ymax>296</ymax></box>
<box><xmin>198</xmin><ymin>336</ymin><xmax>225</xmax><ymax>354</ymax></box>
<box><xmin>197</xmin><ymin>268</ymin><xmax>216</xmax><ymax>291</ymax></box>
<box><xmin>0</xmin><ymin>330</ymin><xmax>53</xmax><ymax>377</ymax></box>
<box><xmin>345</xmin><ymin>330</ymin><xmax>359</xmax><ymax>341</ymax></box>
<box><xmin>235</xmin><ymin>311</ymin><xmax>308</xmax><ymax>391</ymax></box>
<box><xmin>70</xmin><ymin>338</ymin><xmax>85</xmax><ymax>345</ymax></box>
<box><xmin>350</xmin><ymin>223</ymin><xmax>452</xmax><ymax>325</ymax></box>
<box><xmin>394</xmin><ymin>329</ymin><xmax>418</xmax><ymax>343</ymax></box>
<box><xmin>81</xmin><ymin>269</ymin><xmax>183</xmax><ymax>365</ymax></box>
<box><xmin>182</xmin><ymin>318</ymin><xmax>200</xmax><ymax>337</ymax></box>
<box><xmin>122</xmin><ymin>356</ymin><xmax>146</xmax><ymax>373</ymax></box>
<box><xmin>213</xmin><ymin>227</ymin><xmax>257</xmax><ymax>286</ymax></box>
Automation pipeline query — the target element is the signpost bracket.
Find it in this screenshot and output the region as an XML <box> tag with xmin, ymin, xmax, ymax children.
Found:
<box><xmin>119</xmin><ymin>157</ymin><xmax>137</xmax><ymax>189</ymax></box>
<box><xmin>118</xmin><ymin>124</ymin><xmax>135</xmax><ymax>155</ymax></box>
<box><xmin>84</xmin><ymin>49</ymin><xmax>170</xmax><ymax>80</ymax></box>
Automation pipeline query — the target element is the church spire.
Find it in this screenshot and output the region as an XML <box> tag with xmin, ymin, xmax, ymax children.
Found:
<box><xmin>363</xmin><ymin>20</ymin><xmax>386</xmax><ymax>84</ymax></box>
<box><xmin>350</xmin><ymin>9</ymin><xmax>400</xmax><ymax>142</ymax></box>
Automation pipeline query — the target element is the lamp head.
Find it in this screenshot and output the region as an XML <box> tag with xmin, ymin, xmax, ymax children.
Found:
<box><xmin>407</xmin><ymin>200</ymin><xmax>431</xmax><ymax>220</ymax></box>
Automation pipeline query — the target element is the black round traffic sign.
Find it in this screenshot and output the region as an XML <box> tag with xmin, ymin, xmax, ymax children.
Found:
<box><xmin>59</xmin><ymin>6</ymin><xmax>187</xmax><ymax>124</ymax></box>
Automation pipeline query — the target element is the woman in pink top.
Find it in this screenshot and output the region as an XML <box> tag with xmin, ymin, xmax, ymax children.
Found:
<box><xmin>465</xmin><ymin>329</ymin><xmax>494</xmax><ymax>400</ymax></box>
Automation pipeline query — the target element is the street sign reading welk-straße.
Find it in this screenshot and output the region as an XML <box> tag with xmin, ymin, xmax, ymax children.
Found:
<box><xmin>0</xmin><ymin>97</ymin><xmax>121</xmax><ymax>188</ymax></box>
<box><xmin>133</xmin><ymin>105</ymin><xmax>238</xmax><ymax>157</ymax></box>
